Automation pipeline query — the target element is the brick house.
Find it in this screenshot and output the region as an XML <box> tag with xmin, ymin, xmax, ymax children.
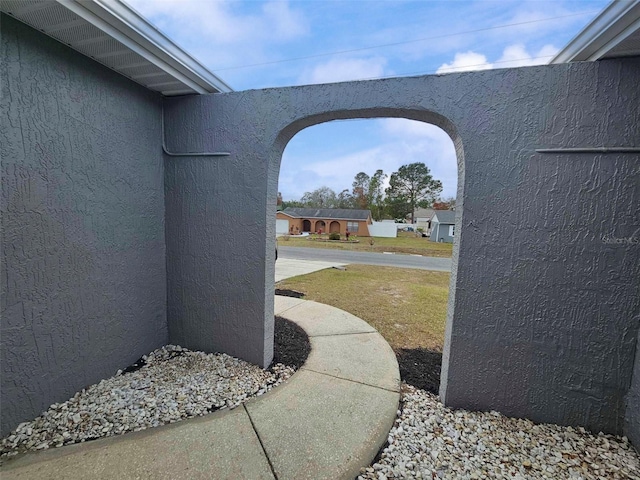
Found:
<box><xmin>276</xmin><ymin>208</ymin><xmax>373</xmax><ymax>236</ymax></box>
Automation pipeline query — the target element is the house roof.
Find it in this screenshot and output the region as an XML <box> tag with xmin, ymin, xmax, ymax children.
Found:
<box><xmin>551</xmin><ymin>0</ymin><xmax>640</xmax><ymax>63</ymax></box>
<box><xmin>281</xmin><ymin>208</ymin><xmax>372</xmax><ymax>221</ymax></box>
<box><xmin>432</xmin><ymin>210</ymin><xmax>456</xmax><ymax>224</ymax></box>
<box><xmin>412</xmin><ymin>208</ymin><xmax>435</xmax><ymax>220</ymax></box>
<box><xmin>0</xmin><ymin>0</ymin><xmax>232</xmax><ymax>96</ymax></box>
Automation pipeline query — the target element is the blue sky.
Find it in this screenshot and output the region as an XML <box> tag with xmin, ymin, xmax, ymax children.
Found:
<box><xmin>127</xmin><ymin>0</ymin><xmax>608</xmax><ymax>201</ymax></box>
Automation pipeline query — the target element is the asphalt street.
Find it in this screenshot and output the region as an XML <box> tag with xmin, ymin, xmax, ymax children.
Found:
<box><xmin>278</xmin><ymin>246</ymin><xmax>452</xmax><ymax>272</ymax></box>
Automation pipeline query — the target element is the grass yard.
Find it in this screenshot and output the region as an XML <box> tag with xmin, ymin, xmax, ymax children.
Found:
<box><xmin>276</xmin><ymin>264</ymin><xmax>450</xmax><ymax>352</ymax></box>
<box><xmin>277</xmin><ymin>231</ymin><xmax>453</xmax><ymax>258</ymax></box>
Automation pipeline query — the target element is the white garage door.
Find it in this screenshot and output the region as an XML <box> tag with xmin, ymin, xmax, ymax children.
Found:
<box><xmin>276</xmin><ymin>219</ymin><xmax>290</xmax><ymax>235</ymax></box>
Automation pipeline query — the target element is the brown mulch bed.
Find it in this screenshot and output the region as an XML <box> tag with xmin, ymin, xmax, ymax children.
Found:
<box><xmin>395</xmin><ymin>348</ymin><xmax>442</xmax><ymax>394</ymax></box>
<box><xmin>272</xmin><ymin>316</ymin><xmax>310</xmax><ymax>369</ymax></box>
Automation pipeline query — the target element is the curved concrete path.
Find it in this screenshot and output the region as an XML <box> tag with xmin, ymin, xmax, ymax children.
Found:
<box><xmin>2</xmin><ymin>297</ymin><xmax>400</xmax><ymax>480</ymax></box>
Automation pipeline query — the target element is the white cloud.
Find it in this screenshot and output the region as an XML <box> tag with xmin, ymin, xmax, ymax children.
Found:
<box><xmin>381</xmin><ymin>118</ymin><xmax>449</xmax><ymax>140</ymax></box>
<box><xmin>436</xmin><ymin>51</ymin><xmax>493</xmax><ymax>74</ymax></box>
<box><xmin>280</xmin><ymin>119</ymin><xmax>458</xmax><ymax>200</ymax></box>
<box><xmin>124</xmin><ymin>0</ymin><xmax>309</xmax><ymax>80</ymax></box>
<box><xmin>281</xmin><ymin>145</ymin><xmax>397</xmax><ymax>200</ymax></box>
<box><xmin>496</xmin><ymin>43</ymin><xmax>558</xmax><ymax>68</ymax></box>
<box><xmin>436</xmin><ymin>43</ymin><xmax>559</xmax><ymax>74</ymax></box>
<box><xmin>305</xmin><ymin>146</ymin><xmax>388</xmax><ymax>177</ymax></box>
<box><xmin>538</xmin><ymin>44</ymin><xmax>560</xmax><ymax>59</ymax></box>
<box><xmin>262</xmin><ymin>1</ymin><xmax>308</xmax><ymax>40</ymax></box>
<box><xmin>299</xmin><ymin>57</ymin><xmax>387</xmax><ymax>85</ymax></box>
<box><xmin>127</xmin><ymin>0</ymin><xmax>307</xmax><ymax>44</ymax></box>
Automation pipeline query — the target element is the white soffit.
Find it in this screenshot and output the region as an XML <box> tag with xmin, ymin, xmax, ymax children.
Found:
<box><xmin>551</xmin><ymin>0</ymin><xmax>640</xmax><ymax>63</ymax></box>
<box><xmin>0</xmin><ymin>0</ymin><xmax>233</xmax><ymax>95</ymax></box>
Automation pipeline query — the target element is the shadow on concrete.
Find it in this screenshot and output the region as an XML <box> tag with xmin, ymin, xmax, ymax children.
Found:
<box><xmin>274</xmin><ymin>288</ymin><xmax>305</xmax><ymax>299</ymax></box>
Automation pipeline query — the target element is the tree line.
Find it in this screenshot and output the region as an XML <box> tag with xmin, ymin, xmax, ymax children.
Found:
<box><xmin>278</xmin><ymin>162</ymin><xmax>454</xmax><ymax>222</ymax></box>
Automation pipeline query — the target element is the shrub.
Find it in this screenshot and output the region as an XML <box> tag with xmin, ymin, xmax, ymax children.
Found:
<box><xmin>329</xmin><ymin>232</ymin><xmax>341</xmax><ymax>241</ymax></box>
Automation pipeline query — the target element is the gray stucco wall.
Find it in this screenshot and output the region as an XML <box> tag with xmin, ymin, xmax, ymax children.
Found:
<box><xmin>164</xmin><ymin>57</ymin><xmax>639</xmax><ymax>437</ymax></box>
<box><xmin>1</xmin><ymin>15</ymin><xmax>167</xmax><ymax>436</ymax></box>
<box><xmin>164</xmin><ymin>155</ymin><xmax>271</xmax><ymax>366</ymax></box>
<box><xmin>626</xmin><ymin>331</ymin><xmax>640</xmax><ymax>449</ymax></box>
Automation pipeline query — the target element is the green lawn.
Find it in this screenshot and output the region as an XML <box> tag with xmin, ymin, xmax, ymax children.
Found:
<box><xmin>277</xmin><ymin>264</ymin><xmax>450</xmax><ymax>351</ymax></box>
<box><xmin>278</xmin><ymin>231</ymin><xmax>453</xmax><ymax>258</ymax></box>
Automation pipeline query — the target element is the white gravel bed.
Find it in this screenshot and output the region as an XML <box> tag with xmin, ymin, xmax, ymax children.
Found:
<box><xmin>359</xmin><ymin>384</ymin><xmax>640</xmax><ymax>480</ymax></box>
<box><xmin>1</xmin><ymin>345</ymin><xmax>295</xmax><ymax>458</ymax></box>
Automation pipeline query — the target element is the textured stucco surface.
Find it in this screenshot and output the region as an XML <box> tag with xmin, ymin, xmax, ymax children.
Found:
<box><xmin>164</xmin><ymin>152</ymin><xmax>271</xmax><ymax>366</ymax></box>
<box><xmin>3</xmin><ymin>9</ymin><xmax>638</xmax><ymax>445</ymax></box>
<box><xmin>165</xmin><ymin>57</ymin><xmax>640</xmax><ymax>436</ymax></box>
<box><xmin>626</xmin><ymin>331</ymin><xmax>640</xmax><ymax>449</ymax></box>
<box><xmin>1</xmin><ymin>15</ymin><xmax>167</xmax><ymax>436</ymax></box>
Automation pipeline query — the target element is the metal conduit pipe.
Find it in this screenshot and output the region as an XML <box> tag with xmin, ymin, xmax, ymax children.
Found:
<box><xmin>536</xmin><ymin>147</ymin><xmax>640</xmax><ymax>153</ymax></box>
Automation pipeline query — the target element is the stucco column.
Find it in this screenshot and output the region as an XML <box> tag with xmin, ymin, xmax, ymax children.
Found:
<box><xmin>163</xmin><ymin>93</ymin><xmax>277</xmax><ymax>367</ymax></box>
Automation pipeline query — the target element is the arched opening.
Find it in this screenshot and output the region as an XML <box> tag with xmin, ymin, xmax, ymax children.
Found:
<box><xmin>315</xmin><ymin>220</ymin><xmax>326</xmax><ymax>233</ymax></box>
<box><xmin>329</xmin><ymin>221</ymin><xmax>340</xmax><ymax>233</ymax></box>
<box><xmin>302</xmin><ymin>219</ymin><xmax>311</xmax><ymax>232</ymax></box>
<box><xmin>274</xmin><ymin>110</ymin><xmax>464</xmax><ymax>399</ymax></box>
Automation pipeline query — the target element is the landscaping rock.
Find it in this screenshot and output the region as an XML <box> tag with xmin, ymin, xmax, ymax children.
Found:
<box><xmin>359</xmin><ymin>384</ymin><xmax>640</xmax><ymax>480</ymax></box>
<box><xmin>1</xmin><ymin>345</ymin><xmax>295</xmax><ymax>459</ymax></box>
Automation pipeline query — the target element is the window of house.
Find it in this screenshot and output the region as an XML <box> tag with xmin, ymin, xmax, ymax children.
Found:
<box><xmin>347</xmin><ymin>221</ymin><xmax>359</xmax><ymax>233</ymax></box>
<box><xmin>449</xmin><ymin>225</ymin><xmax>455</xmax><ymax>237</ymax></box>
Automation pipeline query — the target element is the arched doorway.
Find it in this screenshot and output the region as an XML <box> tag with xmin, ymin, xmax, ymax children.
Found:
<box><xmin>302</xmin><ymin>219</ymin><xmax>311</xmax><ymax>232</ymax></box>
<box><xmin>273</xmin><ymin>108</ymin><xmax>464</xmax><ymax>402</ymax></box>
<box><xmin>166</xmin><ymin>71</ymin><xmax>637</xmax><ymax>435</ymax></box>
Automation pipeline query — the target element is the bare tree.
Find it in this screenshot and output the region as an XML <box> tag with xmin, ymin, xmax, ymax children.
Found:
<box><xmin>351</xmin><ymin>172</ymin><xmax>370</xmax><ymax>209</ymax></box>
<box><xmin>300</xmin><ymin>186</ymin><xmax>338</xmax><ymax>208</ymax></box>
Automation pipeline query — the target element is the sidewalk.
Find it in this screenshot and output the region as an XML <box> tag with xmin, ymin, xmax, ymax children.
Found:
<box><xmin>2</xmin><ymin>297</ymin><xmax>400</xmax><ymax>480</ymax></box>
<box><xmin>275</xmin><ymin>258</ymin><xmax>347</xmax><ymax>282</ymax></box>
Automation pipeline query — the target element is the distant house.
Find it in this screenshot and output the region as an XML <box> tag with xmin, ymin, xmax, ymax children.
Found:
<box><xmin>430</xmin><ymin>210</ymin><xmax>456</xmax><ymax>243</ymax></box>
<box><xmin>410</xmin><ymin>208</ymin><xmax>435</xmax><ymax>232</ymax></box>
<box><xmin>277</xmin><ymin>208</ymin><xmax>373</xmax><ymax>236</ymax></box>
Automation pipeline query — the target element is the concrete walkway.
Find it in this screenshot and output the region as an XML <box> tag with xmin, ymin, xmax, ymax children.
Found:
<box><xmin>2</xmin><ymin>297</ymin><xmax>400</xmax><ymax>480</ymax></box>
<box><xmin>275</xmin><ymin>258</ymin><xmax>347</xmax><ymax>282</ymax></box>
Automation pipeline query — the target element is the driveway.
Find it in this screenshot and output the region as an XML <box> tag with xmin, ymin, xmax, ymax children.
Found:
<box><xmin>275</xmin><ymin>258</ymin><xmax>347</xmax><ymax>282</ymax></box>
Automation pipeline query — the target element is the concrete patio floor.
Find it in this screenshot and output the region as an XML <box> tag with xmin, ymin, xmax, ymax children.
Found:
<box><xmin>2</xmin><ymin>297</ymin><xmax>400</xmax><ymax>480</ymax></box>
